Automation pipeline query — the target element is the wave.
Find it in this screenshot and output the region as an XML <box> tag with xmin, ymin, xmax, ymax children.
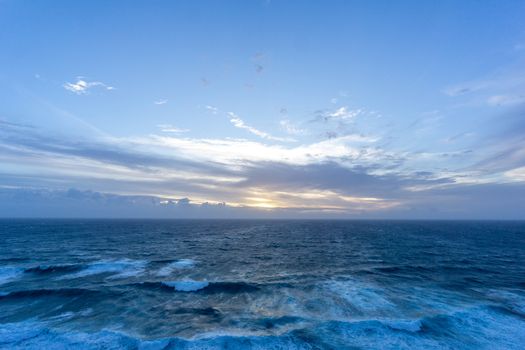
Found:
<box><xmin>24</xmin><ymin>264</ymin><xmax>81</xmax><ymax>275</ymax></box>
<box><xmin>163</xmin><ymin>280</ymin><xmax>209</xmax><ymax>292</ymax></box>
<box><xmin>485</xmin><ymin>289</ymin><xmax>525</xmax><ymax>317</ymax></box>
<box><xmin>156</xmin><ymin>259</ymin><xmax>195</xmax><ymax>276</ymax></box>
<box><xmin>60</xmin><ymin>259</ymin><xmax>147</xmax><ymax>279</ymax></box>
<box><xmin>134</xmin><ymin>280</ymin><xmax>262</xmax><ymax>294</ymax></box>
<box><xmin>323</xmin><ymin>279</ymin><xmax>396</xmax><ymax>314</ymax></box>
<box><xmin>1</xmin><ymin>305</ymin><xmax>524</xmax><ymax>349</ymax></box>
<box><xmin>0</xmin><ymin>266</ymin><xmax>24</xmax><ymax>285</ymax></box>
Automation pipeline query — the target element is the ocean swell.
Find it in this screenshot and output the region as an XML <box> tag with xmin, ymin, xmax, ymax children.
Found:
<box><xmin>1</xmin><ymin>305</ymin><xmax>524</xmax><ymax>349</ymax></box>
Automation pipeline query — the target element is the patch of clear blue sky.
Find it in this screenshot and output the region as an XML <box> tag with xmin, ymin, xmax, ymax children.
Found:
<box><xmin>1</xmin><ymin>0</ymin><xmax>523</xmax><ymax>140</ymax></box>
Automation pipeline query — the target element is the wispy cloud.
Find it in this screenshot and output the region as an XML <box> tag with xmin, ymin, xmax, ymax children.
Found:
<box><xmin>327</xmin><ymin>106</ymin><xmax>361</xmax><ymax>120</ymax></box>
<box><xmin>487</xmin><ymin>94</ymin><xmax>525</xmax><ymax>106</ymax></box>
<box><xmin>63</xmin><ymin>77</ymin><xmax>115</xmax><ymax>95</ymax></box>
<box><xmin>205</xmin><ymin>105</ymin><xmax>219</xmax><ymax>114</ymax></box>
<box><xmin>279</xmin><ymin>119</ymin><xmax>307</xmax><ymax>135</ymax></box>
<box><xmin>505</xmin><ymin>166</ymin><xmax>525</xmax><ymax>182</ymax></box>
<box><xmin>443</xmin><ymin>64</ymin><xmax>525</xmax><ymax>108</ymax></box>
<box><xmin>228</xmin><ymin>112</ymin><xmax>295</xmax><ymax>142</ymax></box>
<box><xmin>157</xmin><ymin>124</ymin><xmax>189</xmax><ymax>133</ymax></box>
<box><xmin>154</xmin><ymin>99</ymin><xmax>168</xmax><ymax>105</ymax></box>
<box><xmin>313</xmin><ymin>106</ymin><xmax>362</xmax><ymax>123</ymax></box>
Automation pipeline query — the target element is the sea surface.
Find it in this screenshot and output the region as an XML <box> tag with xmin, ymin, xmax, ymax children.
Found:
<box><xmin>0</xmin><ymin>220</ymin><xmax>524</xmax><ymax>349</ymax></box>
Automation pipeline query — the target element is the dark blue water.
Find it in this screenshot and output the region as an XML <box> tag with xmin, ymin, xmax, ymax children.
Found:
<box><xmin>0</xmin><ymin>220</ymin><xmax>524</xmax><ymax>349</ymax></box>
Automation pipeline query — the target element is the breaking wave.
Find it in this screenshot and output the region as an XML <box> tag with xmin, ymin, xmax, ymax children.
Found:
<box><xmin>156</xmin><ymin>259</ymin><xmax>195</xmax><ymax>276</ymax></box>
<box><xmin>1</xmin><ymin>304</ymin><xmax>524</xmax><ymax>349</ymax></box>
<box><xmin>60</xmin><ymin>259</ymin><xmax>147</xmax><ymax>279</ymax></box>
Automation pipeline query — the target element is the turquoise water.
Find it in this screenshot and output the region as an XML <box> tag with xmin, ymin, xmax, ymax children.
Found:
<box><xmin>0</xmin><ymin>220</ymin><xmax>524</xmax><ymax>349</ymax></box>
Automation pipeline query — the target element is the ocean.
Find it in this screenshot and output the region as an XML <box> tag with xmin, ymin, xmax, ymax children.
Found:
<box><xmin>0</xmin><ymin>219</ymin><xmax>524</xmax><ymax>349</ymax></box>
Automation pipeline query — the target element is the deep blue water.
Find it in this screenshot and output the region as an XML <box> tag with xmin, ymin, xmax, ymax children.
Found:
<box><xmin>0</xmin><ymin>220</ymin><xmax>524</xmax><ymax>349</ymax></box>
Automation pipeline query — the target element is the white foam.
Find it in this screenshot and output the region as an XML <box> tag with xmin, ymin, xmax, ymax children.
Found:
<box><xmin>172</xmin><ymin>259</ymin><xmax>195</xmax><ymax>268</ymax></box>
<box><xmin>324</xmin><ymin>279</ymin><xmax>395</xmax><ymax>314</ymax></box>
<box><xmin>383</xmin><ymin>319</ymin><xmax>422</xmax><ymax>332</ymax></box>
<box><xmin>156</xmin><ymin>259</ymin><xmax>195</xmax><ymax>277</ymax></box>
<box><xmin>62</xmin><ymin>259</ymin><xmax>146</xmax><ymax>279</ymax></box>
<box><xmin>0</xmin><ymin>321</ymin><xmax>305</xmax><ymax>350</ymax></box>
<box><xmin>0</xmin><ymin>321</ymin><xmax>137</xmax><ymax>349</ymax></box>
<box><xmin>1</xmin><ymin>306</ymin><xmax>525</xmax><ymax>350</ymax></box>
<box><xmin>163</xmin><ymin>280</ymin><xmax>209</xmax><ymax>292</ymax></box>
<box><xmin>0</xmin><ymin>266</ymin><xmax>24</xmax><ymax>285</ymax></box>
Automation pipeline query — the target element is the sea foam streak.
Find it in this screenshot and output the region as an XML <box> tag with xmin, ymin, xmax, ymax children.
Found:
<box><xmin>156</xmin><ymin>259</ymin><xmax>195</xmax><ymax>276</ymax></box>
<box><xmin>1</xmin><ymin>304</ymin><xmax>525</xmax><ymax>349</ymax></box>
<box><xmin>61</xmin><ymin>259</ymin><xmax>146</xmax><ymax>279</ymax></box>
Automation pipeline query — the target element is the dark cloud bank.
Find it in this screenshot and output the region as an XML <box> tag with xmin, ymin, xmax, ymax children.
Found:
<box><xmin>1</xmin><ymin>185</ymin><xmax>524</xmax><ymax>219</ymax></box>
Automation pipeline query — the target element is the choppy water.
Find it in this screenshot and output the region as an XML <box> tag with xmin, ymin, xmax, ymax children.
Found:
<box><xmin>0</xmin><ymin>219</ymin><xmax>524</xmax><ymax>349</ymax></box>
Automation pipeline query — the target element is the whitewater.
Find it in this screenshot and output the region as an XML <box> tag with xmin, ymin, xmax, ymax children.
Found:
<box><xmin>0</xmin><ymin>219</ymin><xmax>524</xmax><ymax>349</ymax></box>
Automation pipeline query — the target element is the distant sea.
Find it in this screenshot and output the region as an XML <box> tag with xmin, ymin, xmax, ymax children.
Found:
<box><xmin>0</xmin><ymin>219</ymin><xmax>524</xmax><ymax>349</ymax></box>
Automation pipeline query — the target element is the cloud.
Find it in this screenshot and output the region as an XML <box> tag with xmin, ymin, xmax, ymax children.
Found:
<box><xmin>313</xmin><ymin>106</ymin><xmax>362</xmax><ymax>123</ymax></box>
<box><xmin>443</xmin><ymin>132</ymin><xmax>474</xmax><ymax>143</ymax></box>
<box><xmin>443</xmin><ymin>64</ymin><xmax>525</xmax><ymax>109</ymax></box>
<box><xmin>238</xmin><ymin>162</ymin><xmax>418</xmax><ymax>199</ymax></box>
<box><xmin>205</xmin><ymin>105</ymin><xmax>219</xmax><ymax>114</ymax></box>
<box><xmin>0</xmin><ymin>187</ymin><xmax>239</xmax><ymax>218</ymax></box>
<box><xmin>0</xmin><ymin>186</ymin><xmax>397</xmax><ymax>218</ymax></box>
<box><xmin>154</xmin><ymin>99</ymin><xmax>168</xmax><ymax>105</ymax></box>
<box><xmin>462</xmin><ymin>106</ymin><xmax>525</xmax><ymax>174</ymax></box>
<box><xmin>279</xmin><ymin>119</ymin><xmax>306</xmax><ymax>135</ymax></box>
<box><xmin>0</xmin><ymin>121</ymin><xmax>232</xmax><ymax>182</ymax></box>
<box><xmin>150</xmin><ymin>133</ymin><xmax>384</xmax><ymax>168</ymax></box>
<box><xmin>487</xmin><ymin>94</ymin><xmax>525</xmax><ymax>106</ymax></box>
<box><xmin>1</xmin><ymin>107</ymin><xmax>525</xmax><ymax>219</ymax></box>
<box><xmin>2</xmin><ymin>177</ymin><xmax>524</xmax><ymax>219</ymax></box>
<box><xmin>63</xmin><ymin>77</ymin><xmax>115</xmax><ymax>95</ymax></box>
<box><xmin>504</xmin><ymin>166</ymin><xmax>525</xmax><ymax>182</ymax></box>
<box><xmin>472</xmin><ymin>139</ymin><xmax>525</xmax><ymax>174</ymax></box>
<box><xmin>0</xmin><ymin>119</ymin><xmax>409</xmax><ymax>212</ymax></box>
<box><xmin>156</xmin><ymin>124</ymin><xmax>189</xmax><ymax>133</ymax></box>
<box><xmin>403</xmin><ymin>182</ymin><xmax>525</xmax><ymax>219</ymax></box>
<box><xmin>228</xmin><ymin>112</ymin><xmax>295</xmax><ymax>142</ymax></box>
<box><xmin>328</xmin><ymin>107</ymin><xmax>361</xmax><ymax>120</ymax></box>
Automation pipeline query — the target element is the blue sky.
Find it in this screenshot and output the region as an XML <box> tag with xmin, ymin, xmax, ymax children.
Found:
<box><xmin>1</xmin><ymin>0</ymin><xmax>525</xmax><ymax>218</ymax></box>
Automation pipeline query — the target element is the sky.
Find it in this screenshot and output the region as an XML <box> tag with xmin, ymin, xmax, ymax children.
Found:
<box><xmin>1</xmin><ymin>0</ymin><xmax>525</xmax><ymax>218</ymax></box>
